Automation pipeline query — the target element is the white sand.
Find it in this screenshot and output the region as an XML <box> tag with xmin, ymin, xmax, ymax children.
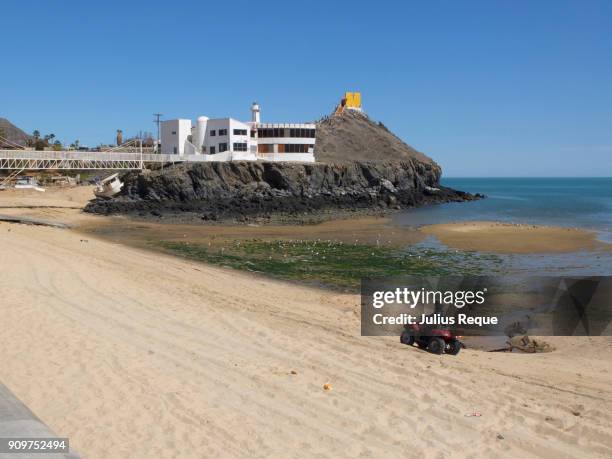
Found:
<box><xmin>0</xmin><ymin>189</ymin><xmax>611</xmax><ymax>458</ymax></box>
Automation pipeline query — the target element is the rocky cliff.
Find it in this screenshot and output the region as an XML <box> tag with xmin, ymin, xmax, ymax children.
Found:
<box><xmin>84</xmin><ymin>160</ymin><xmax>478</xmax><ymax>221</ymax></box>
<box><xmin>85</xmin><ymin>110</ymin><xmax>481</xmax><ymax>221</ymax></box>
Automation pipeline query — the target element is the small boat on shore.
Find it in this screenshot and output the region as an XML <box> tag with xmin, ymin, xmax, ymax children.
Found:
<box><xmin>14</xmin><ymin>177</ymin><xmax>45</xmax><ymax>192</ymax></box>
<box><xmin>94</xmin><ymin>173</ymin><xmax>124</xmax><ymax>198</ymax></box>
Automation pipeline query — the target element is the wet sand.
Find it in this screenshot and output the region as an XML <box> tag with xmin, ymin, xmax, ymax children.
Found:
<box><xmin>79</xmin><ymin>215</ymin><xmax>426</xmax><ymax>252</ymax></box>
<box><xmin>79</xmin><ymin>215</ymin><xmax>609</xmax><ymax>258</ymax></box>
<box><xmin>421</xmin><ymin>221</ymin><xmax>607</xmax><ymax>253</ymax></box>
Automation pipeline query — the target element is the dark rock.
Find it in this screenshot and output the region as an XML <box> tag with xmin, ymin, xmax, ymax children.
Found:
<box><xmin>84</xmin><ymin>160</ymin><xmax>481</xmax><ymax>222</ymax></box>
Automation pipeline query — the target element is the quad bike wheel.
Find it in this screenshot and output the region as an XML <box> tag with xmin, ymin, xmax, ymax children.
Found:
<box><xmin>446</xmin><ymin>339</ymin><xmax>462</xmax><ymax>355</ymax></box>
<box><xmin>427</xmin><ymin>337</ymin><xmax>445</xmax><ymax>355</ymax></box>
<box><xmin>400</xmin><ymin>330</ymin><xmax>415</xmax><ymax>346</ymax></box>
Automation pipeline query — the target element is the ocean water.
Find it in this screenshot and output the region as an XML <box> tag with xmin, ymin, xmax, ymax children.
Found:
<box><xmin>395</xmin><ymin>177</ymin><xmax>612</xmax><ymax>243</ymax></box>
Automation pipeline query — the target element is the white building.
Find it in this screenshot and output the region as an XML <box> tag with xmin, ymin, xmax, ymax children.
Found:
<box><xmin>161</xmin><ymin>103</ymin><xmax>316</xmax><ymax>163</ymax></box>
<box><xmin>161</xmin><ymin>119</ymin><xmax>192</xmax><ymax>156</ymax></box>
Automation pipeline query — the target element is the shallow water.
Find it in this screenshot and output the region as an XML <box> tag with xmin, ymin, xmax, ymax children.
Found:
<box><xmin>393</xmin><ymin>177</ymin><xmax>612</xmax><ymax>275</ymax></box>
<box><xmin>412</xmin><ymin>234</ymin><xmax>612</xmax><ymax>276</ymax></box>
<box><xmin>395</xmin><ymin>177</ymin><xmax>612</xmax><ymax>243</ymax></box>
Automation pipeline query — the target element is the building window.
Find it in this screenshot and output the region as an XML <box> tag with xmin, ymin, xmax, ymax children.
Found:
<box><xmin>259</xmin><ymin>128</ymin><xmax>275</xmax><ymax>138</ymax></box>
<box><xmin>233</xmin><ymin>129</ymin><xmax>247</xmax><ymax>135</ymax></box>
<box><xmin>218</xmin><ymin>129</ymin><xmax>228</xmax><ymax>136</ymax></box>
<box><xmin>284</xmin><ymin>144</ymin><xmax>309</xmax><ymax>153</ymax></box>
<box><xmin>210</xmin><ymin>146</ymin><xmax>215</xmax><ymax>154</ymax></box>
<box><xmin>258</xmin><ymin>144</ymin><xmax>272</xmax><ymax>153</ymax></box>
<box><xmin>267</xmin><ymin>128</ymin><xmax>286</xmax><ymax>137</ymax></box>
<box><xmin>171</xmin><ymin>131</ymin><xmax>176</xmax><ymax>135</ymax></box>
<box><xmin>250</xmin><ymin>130</ymin><xmax>256</xmax><ymax>138</ymax></box>
<box><xmin>219</xmin><ymin>142</ymin><xmax>228</xmax><ymax>152</ymax></box>
<box><xmin>288</xmin><ymin>128</ymin><xmax>315</xmax><ymax>138</ymax></box>
<box><xmin>233</xmin><ymin>142</ymin><xmax>247</xmax><ymax>151</ymax></box>
<box><xmin>210</xmin><ymin>130</ymin><xmax>216</xmax><ymax>136</ymax></box>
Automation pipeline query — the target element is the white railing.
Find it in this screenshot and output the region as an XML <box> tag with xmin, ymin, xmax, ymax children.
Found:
<box><xmin>0</xmin><ymin>149</ymin><xmax>317</xmax><ymax>169</ymax></box>
<box><xmin>0</xmin><ymin>150</ymin><xmax>178</xmax><ymax>163</ymax></box>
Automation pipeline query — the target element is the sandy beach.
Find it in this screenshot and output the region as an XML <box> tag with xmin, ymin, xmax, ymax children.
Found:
<box><xmin>0</xmin><ymin>188</ymin><xmax>611</xmax><ymax>458</ymax></box>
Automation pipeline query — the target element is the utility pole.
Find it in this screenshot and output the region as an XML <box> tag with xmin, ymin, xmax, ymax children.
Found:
<box><xmin>153</xmin><ymin>113</ymin><xmax>163</xmax><ymax>154</ymax></box>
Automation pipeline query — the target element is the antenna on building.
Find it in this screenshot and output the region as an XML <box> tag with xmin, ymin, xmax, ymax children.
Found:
<box><xmin>153</xmin><ymin>113</ymin><xmax>163</xmax><ymax>153</ymax></box>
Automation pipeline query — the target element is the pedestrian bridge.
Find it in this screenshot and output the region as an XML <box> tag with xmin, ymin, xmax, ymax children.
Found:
<box><xmin>0</xmin><ymin>149</ymin><xmax>315</xmax><ymax>170</ymax></box>
<box><xmin>0</xmin><ymin>149</ymin><xmax>178</xmax><ymax>170</ymax></box>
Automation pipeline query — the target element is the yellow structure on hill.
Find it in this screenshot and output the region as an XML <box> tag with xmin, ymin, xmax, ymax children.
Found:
<box><xmin>335</xmin><ymin>91</ymin><xmax>362</xmax><ymax>114</ymax></box>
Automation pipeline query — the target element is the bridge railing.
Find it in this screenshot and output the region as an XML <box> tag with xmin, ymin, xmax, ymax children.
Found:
<box><xmin>0</xmin><ymin>149</ymin><xmax>179</xmax><ymax>163</ymax></box>
<box><xmin>0</xmin><ymin>149</ymin><xmax>317</xmax><ymax>168</ymax></box>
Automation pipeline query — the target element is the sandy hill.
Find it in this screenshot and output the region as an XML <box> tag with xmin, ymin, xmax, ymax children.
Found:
<box><xmin>0</xmin><ymin>118</ymin><xmax>30</xmax><ymax>147</ymax></box>
<box><xmin>315</xmin><ymin>109</ymin><xmax>436</xmax><ymax>166</ymax></box>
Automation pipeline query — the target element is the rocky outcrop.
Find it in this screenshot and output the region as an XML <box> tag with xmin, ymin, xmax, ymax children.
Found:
<box><xmin>84</xmin><ymin>160</ymin><xmax>481</xmax><ymax>221</ymax></box>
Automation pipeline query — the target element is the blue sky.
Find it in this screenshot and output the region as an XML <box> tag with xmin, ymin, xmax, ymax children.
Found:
<box><xmin>1</xmin><ymin>0</ymin><xmax>610</xmax><ymax>177</ymax></box>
